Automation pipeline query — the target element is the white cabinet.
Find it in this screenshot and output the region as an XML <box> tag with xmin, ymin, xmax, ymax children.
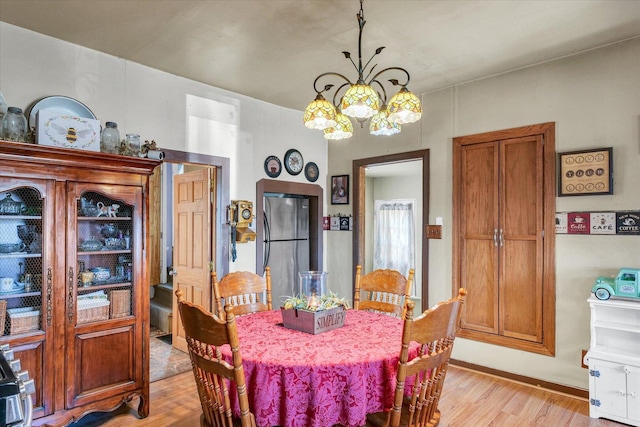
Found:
<box><xmin>585</xmin><ymin>296</ymin><xmax>640</xmax><ymax>426</ymax></box>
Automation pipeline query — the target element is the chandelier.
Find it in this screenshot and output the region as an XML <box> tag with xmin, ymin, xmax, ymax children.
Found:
<box><xmin>303</xmin><ymin>0</ymin><xmax>422</xmax><ymax>140</ymax></box>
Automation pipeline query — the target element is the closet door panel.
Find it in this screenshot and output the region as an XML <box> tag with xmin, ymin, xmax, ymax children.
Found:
<box><xmin>461</xmin><ymin>239</ymin><xmax>498</xmax><ymax>333</ymax></box>
<box><xmin>459</xmin><ymin>142</ymin><xmax>499</xmax><ymax>333</ymax></box>
<box><xmin>499</xmin><ymin>135</ymin><xmax>543</xmax><ymax>342</ymax></box>
<box><xmin>501</xmin><ymin>136</ymin><xmax>541</xmax><ymax>236</ymax></box>
<box><xmin>500</xmin><ymin>240</ymin><xmax>541</xmax><ymax>341</ymax></box>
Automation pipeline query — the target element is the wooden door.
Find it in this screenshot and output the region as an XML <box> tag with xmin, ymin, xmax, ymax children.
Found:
<box><xmin>172</xmin><ymin>168</ymin><xmax>213</xmax><ymax>353</ymax></box>
<box><xmin>499</xmin><ymin>136</ymin><xmax>543</xmax><ymax>342</ymax></box>
<box><xmin>453</xmin><ymin>122</ymin><xmax>555</xmax><ymax>356</ymax></box>
<box><xmin>459</xmin><ymin>142</ymin><xmax>499</xmax><ymax>334</ymax></box>
<box><xmin>148</xmin><ymin>166</ymin><xmax>161</xmax><ymax>287</ymax></box>
<box><xmin>459</xmin><ymin>137</ymin><xmax>542</xmax><ymax>340</ymax></box>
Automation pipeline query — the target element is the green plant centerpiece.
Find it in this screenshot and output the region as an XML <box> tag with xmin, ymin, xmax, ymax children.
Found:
<box><xmin>282</xmin><ymin>290</ymin><xmax>350</xmax><ymax>311</ymax></box>
<box><xmin>281</xmin><ymin>290</ymin><xmax>350</xmax><ymax>334</ymax></box>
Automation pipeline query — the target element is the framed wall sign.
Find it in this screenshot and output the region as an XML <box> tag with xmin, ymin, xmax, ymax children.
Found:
<box><xmin>558</xmin><ymin>147</ymin><xmax>613</xmax><ymax>196</ymax></box>
<box><xmin>331</xmin><ymin>175</ymin><xmax>349</xmax><ymax>205</ymax></box>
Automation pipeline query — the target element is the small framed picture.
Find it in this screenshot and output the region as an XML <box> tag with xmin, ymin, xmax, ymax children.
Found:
<box><xmin>331</xmin><ymin>175</ymin><xmax>349</xmax><ymax>205</ymax></box>
<box><xmin>558</xmin><ymin>147</ymin><xmax>613</xmax><ymax>196</ymax></box>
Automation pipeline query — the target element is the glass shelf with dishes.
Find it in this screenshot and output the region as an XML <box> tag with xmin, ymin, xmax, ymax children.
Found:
<box><xmin>75</xmin><ymin>191</ymin><xmax>134</xmax><ymax>323</ymax></box>
<box><xmin>0</xmin><ymin>187</ymin><xmax>44</xmax><ymax>337</ymax></box>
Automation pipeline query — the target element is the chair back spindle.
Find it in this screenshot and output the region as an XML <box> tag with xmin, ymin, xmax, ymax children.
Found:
<box><xmin>354</xmin><ymin>265</ymin><xmax>414</xmax><ymax>318</ymax></box>
<box><xmin>213</xmin><ymin>267</ymin><xmax>272</xmax><ymax>318</ymax></box>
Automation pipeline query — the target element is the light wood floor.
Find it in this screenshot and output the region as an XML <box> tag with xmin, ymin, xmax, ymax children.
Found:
<box><xmin>78</xmin><ymin>365</ymin><xmax>621</xmax><ymax>427</ymax></box>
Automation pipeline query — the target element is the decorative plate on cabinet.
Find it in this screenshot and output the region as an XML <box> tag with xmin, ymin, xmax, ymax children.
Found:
<box><xmin>0</xmin><ymin>282</ymin><xmax>25</xmax><ymax>294</ymax></box>
<box><xmin>264</xmin><ymin>155</ymin><xmax>282</xmax><ymax>178</ymax></box>
<box><xmin>27</xmin><ymin>95</ymin><xmax>96</xmax><ymax>131</ymax></box>
<box><xmin>284</xmin><ymin>149</ymin><xmax>304</xmax><ymax>176</ymax></box>
<box><xmin>304</xmin><ymin>162</ymin><xmax>319</xmax><ymax>182</ymax></box>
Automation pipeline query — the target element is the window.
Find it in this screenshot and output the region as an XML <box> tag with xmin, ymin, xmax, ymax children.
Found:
<box><xmin>373</xmin><ymin>200</ymin><xmax>416</xmax><ymax>294</ymax></box>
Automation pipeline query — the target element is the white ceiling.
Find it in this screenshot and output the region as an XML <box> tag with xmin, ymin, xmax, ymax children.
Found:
<box><xmin>1</xmin><ymin>0</ymin><xmax>640</xmax><ymax>113</ymax></box>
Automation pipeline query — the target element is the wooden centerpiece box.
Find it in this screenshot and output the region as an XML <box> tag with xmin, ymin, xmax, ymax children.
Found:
<box><xmin>280</xmin><ymin>271</ymin><xmax>349</xmax><ymax>334</ymax></box>
<box><xmin>281</xmin><ymin>305</ymin><xmax>347</xmax><ymax>335</ymax></box>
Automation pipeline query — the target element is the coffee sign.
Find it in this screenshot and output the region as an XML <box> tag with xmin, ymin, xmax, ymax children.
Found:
<box><xmin>556</xmin><ymin>210</ymin><xmax>640</xmax><ymax>235</ymax></box>
<box><xmin>617</xmin><ymin>212</ymin><xmax>640</xmax><ymax>235</ymax></box>
<box><xmin>567</xmin><ymin>212</ymin><xmax>589</xmax><ymax>234</ymax></box>
<box><xmin>590</xmin><ymin>212</ymin><xmax>616</xmax><ymax>235</ymax></box>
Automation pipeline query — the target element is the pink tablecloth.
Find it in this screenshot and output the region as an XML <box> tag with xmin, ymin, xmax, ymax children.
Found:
<box><xmin>224</xmin><ymin>309</ymin><xmax>407</xmax><ymax>427</ymax></box>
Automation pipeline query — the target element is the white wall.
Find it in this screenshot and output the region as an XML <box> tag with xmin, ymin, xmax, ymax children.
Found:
<box><xmin>0</xmin><ymin>22</ymin><xmax>328</xmax><ymax>275</ymax></box>
<box><xmin>328</xmin><ymin>37</ymin><xmax>640</xmax><ymax>390</ymax></box>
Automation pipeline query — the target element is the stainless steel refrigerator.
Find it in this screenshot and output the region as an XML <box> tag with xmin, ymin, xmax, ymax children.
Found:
<box><xmin>263</xmin><ymin>196</ymin><xmax>310</xmax><ymax>307</ymax></box>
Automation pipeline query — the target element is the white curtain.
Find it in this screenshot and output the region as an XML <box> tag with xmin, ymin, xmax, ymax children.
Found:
<box><xmin>373</xmin><ymin>200</ymin><xmax>415</xmax><ymax>292</ymax></box>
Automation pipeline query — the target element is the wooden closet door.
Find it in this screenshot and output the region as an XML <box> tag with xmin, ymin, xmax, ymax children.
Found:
<box><xmin>453</xmin><ymin>123</ymin><xmax>555</xmax><ymax>356</ymax></box>
<box><xmin>459</xmin><ymin>142</ymin><xmax>499</xmax><ymax>334</ymax></box>
<box><xmin>458</xmin><ymin>136</ymin><xmax>543</xmax><ymax>341</ymax></box>
<box><xmin>499</xmin><ymin>135</ymin><xmax>544</xmax><ymax>342</ymax></box>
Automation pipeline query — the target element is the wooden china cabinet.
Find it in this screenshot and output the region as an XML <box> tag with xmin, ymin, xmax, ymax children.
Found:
<box><xmin>0</xmin><ymin>140</ymin><xmax>160</xmax><ymax>426</ymax></box>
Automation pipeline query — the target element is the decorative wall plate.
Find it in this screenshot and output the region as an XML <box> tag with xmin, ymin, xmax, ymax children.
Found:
<box><xmin>284</xmin><ymin>149</ymin><xmax>304</xmax><ymax>175</ymax></box>
<box><xmin>28</xmin><ymin>95</ymin><xmax>96</xmax><ymax>131</ymax></box>
<box><xmin>304</xmin><ymin>162</ymin><xmax>319</xmax><ymax>182</ymax></box>
<box><xmin>264</xmin><ymin>155</ymin><xmax>282</xmax><ymax>178</ymax></box>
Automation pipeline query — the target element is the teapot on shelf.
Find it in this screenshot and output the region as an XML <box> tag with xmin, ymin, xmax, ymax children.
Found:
<box><xmin>80</xmin><ymin>197</ymin><xmax>98</xmax><ymax>217</ymax></box>
<box><xmin>100</xmin><ymin>223</ymin><xmax>120</xmax><ymax>239</ymax></box>
<box><xmin>0</xmin><ymin>193</ymin><xmax>25</xmax><ymax>215</ymax></box>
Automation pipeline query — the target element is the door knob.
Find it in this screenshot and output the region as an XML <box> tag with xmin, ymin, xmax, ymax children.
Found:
<box><xmin>169</xmin><ymin>269</ymin><xmax>177</xmax><ymax>276</ymax></box>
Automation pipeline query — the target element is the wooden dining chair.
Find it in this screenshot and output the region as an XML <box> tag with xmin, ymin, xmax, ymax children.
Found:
<box><xmin>176</xmin><ymin>289</ymin><xmax>256</xmax><ymax>427</ymax></box>
<box><xmin>354</xmin><ymin>265</ymin><xmax>415</xmax><ymax>318</ymax></box>
<box><xmin>367</xmin><ymin>288</ymin><xmax>467</xmax><ymax>427</ymax></box>
<box><xmin>213</xmin><ymin>267</ymin><xmax>272</xmax><ymax>318</ymax></box>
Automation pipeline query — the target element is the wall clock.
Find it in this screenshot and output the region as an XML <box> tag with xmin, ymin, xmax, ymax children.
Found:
<box><xmin>304</xmin><ymin>162</ymin><xmax>319</xmax><ymax>182</ymax></box>
<box><xmin>264</xmin><ymin>155</ymin><xmax>282</xmax><ymax>178</ymax></box>
<box><xmin>284</xmin><ymin>148</ymin><xmax>304</xmax><ymax>175</ymax></box>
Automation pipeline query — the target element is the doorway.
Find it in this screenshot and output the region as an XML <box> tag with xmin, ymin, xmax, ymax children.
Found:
<box><xmin>147</xmin><ymin>149</ymin><xmax>230</xmax><ymax>380</ymax></box>
<box><xmin>353</xmin><ymin>149</ymin><xmax>430</xmax><ymax>311</ymax></box>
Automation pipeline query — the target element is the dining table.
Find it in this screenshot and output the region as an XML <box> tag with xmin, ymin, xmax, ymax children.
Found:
<box><xmin>222</xmin><ymin>308</ymin><xmax>416</xmax><ymax>427</ymax></box>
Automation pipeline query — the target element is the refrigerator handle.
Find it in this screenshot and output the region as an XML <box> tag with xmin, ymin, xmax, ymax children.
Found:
<box><xmin>263</xmin><ymin>211</ymin><xmax>271</xmax><ymax>269</ymax></box>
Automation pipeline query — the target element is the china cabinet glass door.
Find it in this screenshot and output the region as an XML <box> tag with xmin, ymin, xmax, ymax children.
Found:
<box><xmin>66</xmin><ymin>182</ymin><xmax>143</xmax><ymax>408</ymax></box>
<box><xmin>0</xmin><ymin>187</ymin><xmax>45</xmax><ymax>334</ymax></box>
<box><xmin>75</xmin><ymin>190</ymin><xmax>135</xmax><ymax>324</ymax></box>
<box><xmin>0</xmin><ymin>179</ymin><xmax>54</xmax><ymax>417</ymax></box>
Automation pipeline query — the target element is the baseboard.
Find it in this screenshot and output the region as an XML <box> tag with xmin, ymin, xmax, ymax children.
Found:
<box><xmin>449</xmin><ymin>359</ymin><xmax>589</xmax><ymax>399</ymax></box>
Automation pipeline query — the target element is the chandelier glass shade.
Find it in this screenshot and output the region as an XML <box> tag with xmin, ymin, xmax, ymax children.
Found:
<box><xmin>369</xmin><ymin>105</ymin><xmax>401</xmax><ymax>136</ymax></box>
<box><xmin>341</xmin><ymin>84</ymin><xmax>380</xmax><ymax>120</ymax></box>
<box><xmin>387</xmin><ymin>87</ymin><xmax>422</xmax><ymax>125</ymax></box>
<box><xmin>323</xmin><ymin>111</ymin><xmax>354</xmax><ymax>140</ymax></box>
<box><xmin>303</xmin><ymin>0</ymin><xmax>421</xmax><ymax>140</ymax></box>
<box><xmin>303</xmin><ymin>94</ymin><xmax>337</xmax><ymax>130</ymax></box>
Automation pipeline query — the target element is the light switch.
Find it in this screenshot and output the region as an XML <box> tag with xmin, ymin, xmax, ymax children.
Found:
<box><xmin>425</xmin><ymin>225</ymin><xmax>442</xmax><ymax>239</ymax></box>
<box><xmin>435</xmin><ymin>216</ymin><xmax>443</xmax><ymax>225</ymax></box>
